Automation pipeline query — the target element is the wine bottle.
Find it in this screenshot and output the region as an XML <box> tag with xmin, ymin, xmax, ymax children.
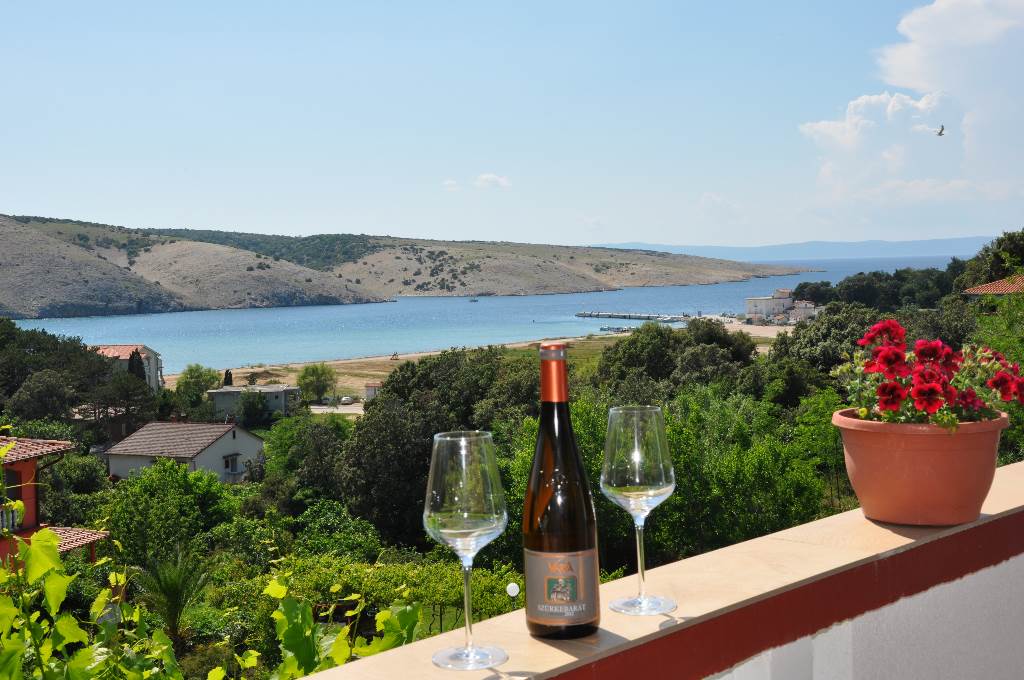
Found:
<box><xmin>522</xmin><ymin>342</ymin><xmax>600</xmax><ymax>638</ymax></box>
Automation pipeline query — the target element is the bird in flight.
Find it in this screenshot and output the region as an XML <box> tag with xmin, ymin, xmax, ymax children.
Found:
<box><xmin>936</xmin><ymin>124</ymin><xmax>945</xmax><ymax>137</ymax></box>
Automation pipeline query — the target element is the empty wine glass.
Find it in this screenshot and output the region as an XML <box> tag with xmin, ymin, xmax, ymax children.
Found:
<box><xmin>424</xmin><ymin>431</ymin><xmax>509</xmax><ymax>670</ymax></box>
<box><xmin>601</xmin><ymin>406</ymin><xmax>677</xmax><ymax>616</ymax></box>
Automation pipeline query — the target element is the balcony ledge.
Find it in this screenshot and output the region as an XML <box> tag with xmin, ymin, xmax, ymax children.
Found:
<box><xmin>317</xmin><ymin>461</ymin><xmax>1024</xmax><ymax>680</ymax></box>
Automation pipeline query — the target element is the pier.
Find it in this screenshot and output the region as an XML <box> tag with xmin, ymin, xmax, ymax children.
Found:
<box><xmin>576</xmin><ymin>311</ymin><xmax>690</xmax><ymax>323</ymax></box>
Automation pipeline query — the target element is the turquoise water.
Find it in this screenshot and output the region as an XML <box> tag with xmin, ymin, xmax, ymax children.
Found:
<box><xmin>17</xmin><ymin>256</ymin><xmax>952</xmax><ymax>373</ymax></box>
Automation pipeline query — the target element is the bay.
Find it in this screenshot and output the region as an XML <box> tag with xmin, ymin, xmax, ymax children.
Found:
<box><xmin>16</xmin><ymin>256</ymin><xmax>953</xmax><ymax>373</ymax></box>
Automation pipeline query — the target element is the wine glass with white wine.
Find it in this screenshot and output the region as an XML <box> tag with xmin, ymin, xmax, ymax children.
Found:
<box><xmin>601</xmin><ymin>405</ymin><xmax>677</xmax><ymax>616</ymax></box>
<box><xmin>423</xmin><ymin>431</ymin><xmax>509</xmax><ymax>670</ymax></box>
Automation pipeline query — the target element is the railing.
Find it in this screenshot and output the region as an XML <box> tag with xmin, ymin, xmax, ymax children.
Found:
<box><xmin>0</xmin><ymin>506</ymin><xmax>21</xmax><ymax>533</ymax></box>
<box><xmin>314</xmin><ymin>461</ymin><xmax>1024</xmax><ymax>680</ymax></box>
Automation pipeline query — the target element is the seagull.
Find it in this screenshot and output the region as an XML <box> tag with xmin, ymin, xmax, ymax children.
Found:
<box><xmin>936</xmin><ymin>124</ymin><xmax>945</xmax><ymax>137</ymax></box>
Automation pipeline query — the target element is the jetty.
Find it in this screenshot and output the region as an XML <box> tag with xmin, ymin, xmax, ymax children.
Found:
<box><xmin>576</xmin><ymin>311</ymin><xmax>689</xmax><ymax>323</ymax></box>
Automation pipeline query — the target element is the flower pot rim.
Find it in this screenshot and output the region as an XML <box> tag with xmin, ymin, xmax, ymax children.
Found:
<box><xmin>832</xmin><ymin>408</ymin><xmax>1009</xmax><ymax>435</ymax></box>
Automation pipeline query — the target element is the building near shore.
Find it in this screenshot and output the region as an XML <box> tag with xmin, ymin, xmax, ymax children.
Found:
<box><xmin>745</xmin><ymin>289</ymin><xmax>818</xmax><ymax>323</ymax></box>
<box><xmin>963</xmin><ymin>276</ymin><xmax>1024</xmax><ymax>296</ymax></box>
<box><xmin>206</xmin><ymin>384</ymin><xmax>301</xmax><ymax>418</ymax></box>
<box><xmin>91</xmin><ymin>344</ymin><xmax>164</xmax><ymax>392</ymax></box>
<box><xmin>105</xmin><ymin>421</ymin><xmax>263</xmax><ymax>483</ymax></box>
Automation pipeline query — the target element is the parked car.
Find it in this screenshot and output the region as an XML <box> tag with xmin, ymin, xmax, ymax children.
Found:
<box><xmin>340</xmin><ymin>396</ymin><xmax>354</xmax><ymax>405</ymax></box>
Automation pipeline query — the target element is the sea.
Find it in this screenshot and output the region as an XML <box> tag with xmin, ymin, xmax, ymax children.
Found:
<box><xmin>16</xmin><ymin>256</ymin><xmax>953</xmax><ymax>374</ymax></box>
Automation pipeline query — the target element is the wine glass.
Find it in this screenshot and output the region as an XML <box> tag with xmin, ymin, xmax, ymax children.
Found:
<box><xmin>423</xmin><ymin>431</ymin><xmax>509</xmax><ymax>670</ymax></box>
<box><xmin>601</xmin><ymin>406</ymin><xmax>677</xmax><ymax>615</ymax></box>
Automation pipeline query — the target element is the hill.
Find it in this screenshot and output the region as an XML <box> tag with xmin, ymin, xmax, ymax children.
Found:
<box><xmin>2</xmin><ymin>215</ymin><xmax>805</xmax><ymax>318</ymax></box>
<box><xmin>0</xmin><ymin>217</ymin><xmax>185</xmax><ymax>319</ymax></box>
<box><xmin>601</xmin><ymin>237</ymin><xmax>995</xmax><ymax>261</ymax></box>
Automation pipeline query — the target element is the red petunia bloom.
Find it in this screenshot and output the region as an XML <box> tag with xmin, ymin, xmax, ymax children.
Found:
<box><xmin>957</xmin><ymin>388</ymin><xmax>986</xmax><ymax>411</ymax></box>
<box><xmin>912</xmin><ymin>364</ymin><xmax>944</xmax><ymax>385</ymax></box>
<box><xmin>857</xmin><ymin>319</ymin><xmax>907</xmax><ymax>350</ymax></box>
<box><xmin>988</xmin><ymin>371</ymin><xmax>1017</xmax><ymax>401</ymax></box>
<box><xmin>864</xmin><ymin>345</ymin><xmax>912</xmax><ymax>379</ymax></box>
<box><xmin>876</xmin><ymin>381</ymin><xmax>909</xmax><ymax>411</ymax></box>
<box><xmin>911</xmin><ymin>382</ymin><xmax>945</xmax><ymax>414</ymax></box>
<box><xmin>914</xmin><ymin>339</ymin><xmax>950</xmax><ymax>365</ymax></box>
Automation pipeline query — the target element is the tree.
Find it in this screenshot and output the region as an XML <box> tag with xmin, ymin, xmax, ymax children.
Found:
<box><xmin>296</xmin><ymin>363</ymin><xmax>337</xmax><ymax>403</ymax></box>
<box><xmin>104</xmin><ymin>459</ymin><xmax>234</xmax><ymax>566</ymax></box>
<box><xmin>89</xmin><ymin>372</ymin><xmax>157</xmax><ymax>432</ymax></box>
<box><xmin>4</xmin><ymin>369</ymin><xmax>78</xmax><ymax>421</ymax></box>
<box><xmin>222</xmin><ymin>369</ymin><xmax>233</xmax><ymax>386</ymax></box>
<box><xmin>235</xmin><ymin>388</ymin><xmax>268</xmax><ymax>428</ymax></box>
<box><xmin>40</xmin><ymin>451</ymin><xmax>111</xmax><ymax>526</ymax></box>
<box><xmin>770</xmin><ymin>302</ymin><xmax>880</xmax><ymax>374</ymax></box>
<box><xmin>174</xmin><ymin>364</ymin><xmax>220</xmax><ymax>410</ymax></box>
<box><xmin>135</xmin><ymin>549</ymin><xmax>211</xmax><ymax>651</ymax></box>
<box><xmin>291</xmin><ymin>499</ymin><xmax>383</xmax><ymax>561</ymax></box>
<box><xmin>127</xmin><ymin>349</ymin><xmax>148</xmax><ymax>383</ymax></box>
<box><xmin>955</xmin><ymin>228</ymin><xmax>1024</xmax><ymax>290</ymax></box>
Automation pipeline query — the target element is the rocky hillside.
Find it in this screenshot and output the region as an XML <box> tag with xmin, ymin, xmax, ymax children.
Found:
<box><xmin>0</xmin><ymin>218</ymin><xmax>185</xmax><ymax>319</ymax></box>
<box><xmin>1</xmin><ymin>214</ymin><xmax>804</xmax><ymax>318</ymax></box>
<box><xmin>130</xmin><ymin>240</ymin><xmax>375</xmax><ymax>310</ymax></box>
<box><xmin>334</xmin><ymin>238</ymin><xmax>798</xmax><ymax>297</ymax></box>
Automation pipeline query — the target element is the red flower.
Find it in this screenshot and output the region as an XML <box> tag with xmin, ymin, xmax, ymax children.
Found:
<box><xmin>911</xmin><ymin>382</ymin><xmax>945</xmax><ymax>414</ymax></box>
<box><xmin>957</xmin><ymin>388</ymin><xmax>986</xmax><ymax>411</ymax></box>
<box><xmin>858</xmin><ymin>320</ymin><xmax>907</xmax><ymax>350</ymax></box>
<box><xmin>987</xmin><ymin>371</ymin><xmax>1017</xmax><ymax>401</ymax></box>
<box><xmin>914</xmin><ymin>339</ymin><xmax>950</xmax><ymax>366</ymax></box>
<box><xmin>912</xmin><ymin>365</ymin><xmax>944</xmax><ymax>385</ymax></box>
<box><xmin>864</xmin><ymin>345</ymin><xmax>911</xmax><ymax>379</ymax></box>
<box><xmin>942</xmin><ymin>350</ymin><xmax>963</xmax><ymax>377</ymax></box>
<box><xmin>876</xmin><ymin>381</ymin><xmax>909</xmax><ymax>411</ymax></box>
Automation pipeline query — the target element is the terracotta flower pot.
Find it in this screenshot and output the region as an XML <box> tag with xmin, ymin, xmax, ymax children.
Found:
<box><xmin>831</xmin><ymin>408</ymin><xmax>1009</xmax><ymax>526</ymax></box>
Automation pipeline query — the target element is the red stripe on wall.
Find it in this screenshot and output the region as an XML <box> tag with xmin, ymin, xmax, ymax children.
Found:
<box><xmin>557</xmin><ymin>509</ymin><xmax>1024</xmax><ymax>680</ymax></box>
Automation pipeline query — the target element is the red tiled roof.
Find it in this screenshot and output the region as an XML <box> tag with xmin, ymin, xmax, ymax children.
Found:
<box><xmin>92</xmin><ymin>344</ymin><xmax>150</xmax><ymax>360</ymax></box>
<box><xmin>0</xmin><ymin>437</ymin><xmax>74</xmax><ymax>464</ymax></box>
<box><xmin>964</xmin><ymin>276</ymin><xmax>1024</xmax><ymax>295</ymax></box>
<box><xmin>105</xmin><ymin>422</ymin><xmax>235</xmax><ymax>459</ymax></box>
<box><xmin>49</xmin><ymin>526</ymin><xmax>109</xmax><ymax>553</ymax></box>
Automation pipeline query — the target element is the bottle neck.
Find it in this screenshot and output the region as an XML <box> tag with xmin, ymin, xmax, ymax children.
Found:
<box><xmin>540</xmin><ymin>359</ymin><xmax>568</xmax><ymax>403</ymax></box>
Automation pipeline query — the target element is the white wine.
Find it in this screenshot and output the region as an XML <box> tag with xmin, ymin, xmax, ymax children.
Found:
<box><xmin>522</xmin><ymin>342</ymin><xmax>600</xmax><ymax>638</ymax></box>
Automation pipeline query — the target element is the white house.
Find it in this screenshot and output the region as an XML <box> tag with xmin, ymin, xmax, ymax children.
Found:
<box><xmin>365</xmin><ymin>382</ymin><xmax>382</xmax><ymax>400</ymax></box>
<box><xmin>745</xmin><ymin>289</ymin><xmax>794</xmax><ymax>320</ymax></box>
<box><xmin>206</xmin><ymin>384</ymin><xmax>301</xmax><ymax>418</ymax></box>
<box><xmin>105</xmin><ymin>422</ymin><xmax>263</xmax><ymax>483</ymax></box>
<box><xmin>92</xmin><ymin>344</ymin><xmax>164</xmax><ymax>392</ymax></box>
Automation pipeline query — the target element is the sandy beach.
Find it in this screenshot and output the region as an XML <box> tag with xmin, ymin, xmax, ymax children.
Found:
<box><xmin>164</xmin><ymin>319</ymin><xmax>784</xmax><ymax>394</ymax></box>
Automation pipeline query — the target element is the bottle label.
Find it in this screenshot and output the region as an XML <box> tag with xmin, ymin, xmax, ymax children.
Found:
<box><xmin>524</xmin><ymin>548</ymin><xmax>600</xmax><ymax>625</ymax></box>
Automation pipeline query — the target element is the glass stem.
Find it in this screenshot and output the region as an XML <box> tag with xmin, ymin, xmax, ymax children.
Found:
<box><xmin>462</xmin><ymin>561</ymin><xmax>474</xmax><ymax>651</ymax></box>
<box><xmin>634</xmin><ymin>519</ymin><xmax>646</xmax><ymax>601</ymax></box>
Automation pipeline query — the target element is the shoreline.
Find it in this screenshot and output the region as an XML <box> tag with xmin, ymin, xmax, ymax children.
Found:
<box><xmin>163</xmin><ymin>317</ymin><xmax>783</xmax><ymax>390</ymax></box>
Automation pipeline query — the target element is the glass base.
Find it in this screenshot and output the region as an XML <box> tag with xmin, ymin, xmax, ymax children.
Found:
<box><xmin>609</xmin><ymin>594</ymin><xmax>677</xmax><ymax>616</ymax></box>
<box><xmin>432</xmin><ymin>644</ymin><xmax>508</xmax><ymax>671</ymax></box>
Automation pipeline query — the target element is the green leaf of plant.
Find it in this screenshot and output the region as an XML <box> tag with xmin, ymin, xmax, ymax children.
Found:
<box><xmin>89</xmin><ymin>589</ymin><xmax>111</xmax><ymax>623</ymax></box>
<box><xmin>0</xmin><ymin>637</ymin><xmax>25</xmax><ymax>679</ymax></box>
<box><xmin>25</xmin><ymin>528</ymin><xmax>62</xmax><ymax>583</ymax></box>
<box><xmin>54</xmin><ymin>615</ymin><xmax>89</xmax><ymax>649</ymax></box>
<box><xmin>206</xmin><ymin>668</ymin><xmax>226</xmax><ymax>680</ymax></box>
<box><xmin>0</xmin><ymin>595</ymin><xmax>17</xmax><ymax>636</ymax></box>
<box><xmin>65</xmin><ymin>647</ymin><xmax>95</xmax><ymax>680</ymax></box>
<box><xmin>263</xmin><ymin>578</ymin><xmax>288</xmax><ymax>599</ymax></box>
<box><xmin>44</xmin><ymin>572</ymin><xmax>76</xmax><ymax>616</ymax></box>
<box><xmin>327</xmin><ymin>628</ymin><xmax>351</xmax><ymax>666</ymax></box>
<box><xmin>236</xmin><ymin>649</ymin><xmax>260</xmax><ymax>669</ymax></box>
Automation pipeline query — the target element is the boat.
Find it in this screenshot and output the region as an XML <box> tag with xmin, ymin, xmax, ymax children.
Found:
<box><xmin>469</xmin><ymin>298</ymin><xmax>479</xmax><ymax>302</ymax></box>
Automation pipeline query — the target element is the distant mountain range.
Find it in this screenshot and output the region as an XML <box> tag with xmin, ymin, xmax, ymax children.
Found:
<box><xmin>599</xmin><ymin>236</ymin><xmax>995</xmax><ymax>262</ymax></box>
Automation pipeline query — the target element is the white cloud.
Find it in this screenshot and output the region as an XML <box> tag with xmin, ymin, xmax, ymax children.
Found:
<box><xmin>799</xmin><ymin>92</ymin><xmax>939</xmax><ymax>149</ymax></box>
<box><xmin>799</xmin><ymin>0</ymin><xmax>1024</xmax><ymax>214</ymax></box>
<box><xmin>441</xmin><ymin>179</ymin><xmax>459</xmax><ymax>192</ymax></box>
<box><xmin>474</xmin><ymin>173</ymin><xmax>510</xmax><ymax>189</ymax></box>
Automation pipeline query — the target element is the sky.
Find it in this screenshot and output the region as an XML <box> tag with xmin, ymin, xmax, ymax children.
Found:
<box><xmin>1</xmin><ymin>1</ymin><xmax>1021</xmax><ymax>246</ymax></box>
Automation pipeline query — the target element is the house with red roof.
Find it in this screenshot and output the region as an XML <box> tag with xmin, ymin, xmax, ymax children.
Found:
<box><xmin>1</xmin><ymin>436</ymin><xmax>108</xmax><ymax>562</ymax></box>
<box><xmin>91</xmin><ymin>344</ymin><xmax>164</xmax><ymax>392</ymax></box>
<box><xmin>963</xmin><ymin>275</ymin><xmax>1024</xmax><ymax>296</ymax></box>
<box><xmin>104</xmin><ymin>421</ymin><xmax>264</xmax><ymax>483</ymax></box>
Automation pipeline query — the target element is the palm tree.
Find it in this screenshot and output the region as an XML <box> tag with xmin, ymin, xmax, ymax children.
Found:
<box><xmin>135</xmin><ymin>549</ymin><xmax>210</xmax><ymax>649</ymax></box>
